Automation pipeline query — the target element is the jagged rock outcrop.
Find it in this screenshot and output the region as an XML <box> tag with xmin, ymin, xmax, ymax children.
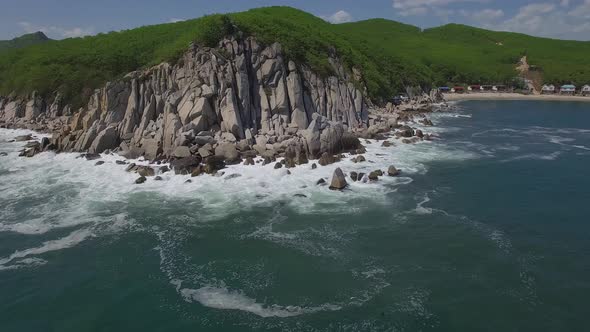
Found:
<box><xmin>0</xmin><ymin>36</ymin><xmax>373</xmax><ymax>162</ymax></box>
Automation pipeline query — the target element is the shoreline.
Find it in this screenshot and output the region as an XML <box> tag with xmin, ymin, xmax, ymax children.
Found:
<box><xmin>444</xmin><ymin>92</ymin><xmax>590</xmax><ymax>103</ymax></box>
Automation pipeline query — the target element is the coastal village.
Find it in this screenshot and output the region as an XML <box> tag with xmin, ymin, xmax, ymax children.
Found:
<box><xmin>440</xmin><ymin>83</ymin><xmax>590</xmax><ymax>96</ymax></box>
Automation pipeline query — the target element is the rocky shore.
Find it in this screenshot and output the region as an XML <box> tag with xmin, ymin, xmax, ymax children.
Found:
<box><xmin>0</xmin><ymin>36</ymin><xmax>446</xmax><ymax>188</ymax></box>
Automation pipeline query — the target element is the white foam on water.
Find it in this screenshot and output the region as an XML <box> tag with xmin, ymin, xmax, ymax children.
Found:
<box><xmin>0</xmin><ymin>258</ymin><xmax>47</xmax><ymax>271</ymax></box>
<box><xmin>572</xmin><ymin>145</ymin><xmax>590</xmax><ymax>151</ymax></box>
<box><xmin>1</xmin><ymin>123</ymin><xmax>477</xmax><ymax>236</ymax></box>
<box><xmin>414</xmin><ymin>193</ymin><xmax>433</xmax><ymax>215</ymax></box>
<box><xmin>0</xmin><ymin>228</ymin><xmax>94</xmax><ymax>268</ymax></box>
<box><xmin>500</xmin><ymin>151</ymin><xmax>561</xmax><ymax>162</ymax></box>
<box><xmin>179</xmin><ymin>285</ymin><xmax>341</xmax><ymax>318</ymax></box>
<box><xmin>548</xmin><ymin>135</ymin><xmax>576</xmax><ymax>145</ymax></box>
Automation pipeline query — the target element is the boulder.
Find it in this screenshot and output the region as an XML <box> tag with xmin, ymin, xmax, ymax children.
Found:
<box><xmin>135</xmin><ymin>176</ymin><xmax>147</xmax><ymax>184</ymax></box>
<box><xmin>202</xmin><ymin>156</ymin><xmax>226</xmax><ymax>174</ymax></box>
<box><xmin>137</xmin><ymin>166</ymin><xmax>155</xmax><ymax>177</ymax></box>
<box><xmin>89</xmin><ymin>127</ymin><xmax>119</xmax><ymax>154</ymax></box>
<box><xmin>329</xmin><ymin>168</ymin><xmax>347</xmax><ymax>190</ymax></box>
<box><xmin>191</xmin><ymin>165</ymin><xmax>203</xmax><ymax>177</ymax></box>
<box><xmin>170</xmin><ymin>156</ymin><xmax>202</xmax><ymax>175</ymax></box>
<box><xmin>95</xmin><ymin>161</ymin><xmax>105</xmax><ymax>166</ymax></box>
<box><xmin>244</xmin><ymin>157</ymin><xmax>255</xmax><ymax>165</ymax></box>
<box><xmin>154</xmin><ymin>176</ymin><xmax>163</xmax><ymax>181</ymax></box>
<box><xmin>368</xmin><ymin>170</ymin><xmax>382</xmax><ymax>181</ymax></box>
<box><xmin>198</xmin><ymin>146</ymin><xmax>212</xmax><ymax>158</ymax></box>
<box><xmin>173</xmin><ymin>146</ymin><xmax>192</xmax><ymax>158</ymax></box>
<box><xmin>215</xmin><ymin>143</ymin><xmax>240</xmax><ymax>164</ymax></box>
<box><xmin>126</xmin><ymin>163</ymin><xmax>138</xmax><ymax>172</ymax></box>
<box><xmin>388</xmin><ymin>165</ymin><xmax>400</xmax><ymax>176</ymax></box>
<box><xmin>194</xmin><ymin>135</ymin><xmax>214</xmax><ymax>146</ymax></box>
<box><xmin>316</xmin><ymin>178</ymin><xmax>326</xmax><ymax>186</ymax></box>
<box><xmin>350</xmin><ymin>172</ymin><xmax>359</xmax><ymax>182</ymax></box>
<box><xmin>274</xmin><ymin>162</ymin><xmax>283</xmax><ymax>169</ymax></box>
<box><xmin>318</xmin><ymin>152</ymin><xmax>339</xmax><ymax>166</ymax></box>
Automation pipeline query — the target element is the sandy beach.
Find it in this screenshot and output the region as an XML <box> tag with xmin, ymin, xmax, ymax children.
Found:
<box><xmin>444</xmin><ymin>92</ymin><xmax>590</xmax><ymax>103</ymax></box>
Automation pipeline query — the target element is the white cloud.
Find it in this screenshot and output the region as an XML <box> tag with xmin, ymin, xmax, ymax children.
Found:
<box><xmin>493</xmin><ymin>2</ymin><xmax>590</xmax><ymax>40</ymax></box>
<box><xmin>19</xmin><ymin>21</ymin><xmax>94</xmax><ymax>39</ymax></box>
<box><xmin>569</xmin><ymin>0</ymin><xmax>590</xmax><ymax>19</ymax></box>
<box><xmin>399</xmin><ymin>7</ymin><xmax>429</xmax><ymax>16</ymax></box>
<box><xmin>392</xmin><ymin>0</ymin><xmax>488</xmax><ymax>10</ymax></box>
<box><xmin>392</xmin><ymin>0</ymin><xmax>488</xmax><ymax>17</ymax></box>
<box><xmin>461</xmin><ymin>8</ymin><xmax>504</xmax><ymax>22</ymax></box>
<box><xmin>321</xmin><ymin>10</ymin><xmax>354</xmax><ymax>24</ymax></box>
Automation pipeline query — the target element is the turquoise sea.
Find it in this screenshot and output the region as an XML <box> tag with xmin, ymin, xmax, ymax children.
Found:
<box><xmin>1</xmin><ymin>100</ymin><xmax>589</xmax><ymax>331</ymax></box>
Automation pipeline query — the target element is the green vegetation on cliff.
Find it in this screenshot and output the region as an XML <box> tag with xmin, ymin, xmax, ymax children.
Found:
<box><xmin>0</xmin><ymin>31</ymin><xmax>50</xmax><ymax>51</ymax></box>
<box><xmin>0</xmin><ymin>6</ymin><xmax>589</xmax><ymax>105</ymax></box>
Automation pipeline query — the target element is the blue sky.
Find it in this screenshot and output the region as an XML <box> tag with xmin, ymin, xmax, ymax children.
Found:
<box><xmin>1</xmin><ymin>0</ymin><xmax>590</xmax><ymax>40</ymax></box>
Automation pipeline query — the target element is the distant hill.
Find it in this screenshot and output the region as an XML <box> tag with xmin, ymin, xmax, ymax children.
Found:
<box><xmin>0</xmin><ymin>32</ymin><xmax>50</xmax><ymax>51</ymax></box>
<box><xmin>0</xmin><ymin>6</ymin><xmax>588</xmax><ymax>105</ymax></box>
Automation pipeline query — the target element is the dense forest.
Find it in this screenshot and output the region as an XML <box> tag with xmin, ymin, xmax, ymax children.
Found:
<box><xmin>0</xmin><ymin>6</ymin><xmax>589</xmax><ymax>105</ymax></box>
<box><xmin>0</xmin><ymin>31</ymin><xmax>50</xmax><ymax>51</ymax></box>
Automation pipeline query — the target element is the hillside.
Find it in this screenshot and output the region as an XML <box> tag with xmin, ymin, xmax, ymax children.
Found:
<box><xmin>0</xmin><ymin>32</ymin><xmax>50</xmax><ymax>51</ymax></box>
<box><xmin>0</xmin><ymin>6</ymin><xmax>589</xmax><ymax>106</ymax></box>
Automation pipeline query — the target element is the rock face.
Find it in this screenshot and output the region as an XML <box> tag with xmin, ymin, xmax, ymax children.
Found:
<box><xmin>0</xmin><ymin>37</ymin><xmax>370</xmax><ymax>162</ymax></box>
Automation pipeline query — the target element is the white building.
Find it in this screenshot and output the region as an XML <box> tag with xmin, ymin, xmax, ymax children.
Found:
<box><xmin>560</xmin><ymin>84</ymin><xmax>576</xmax><ymax>95</ymax></box>
<box><xmin>582</xmin><ymin>85</ymin><xmax>590</xmax><ymax>96</ymax></box>
<box><xmin>541</xmin><ymin>84</ymin><xmax>555</xmax><ymax>94</ymax></box>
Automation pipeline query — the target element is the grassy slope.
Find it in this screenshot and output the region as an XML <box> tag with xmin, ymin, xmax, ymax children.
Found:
<box><xmin>0</xmin><ymin>32</ymin><xmax>50</xmax><ymax>51</ymax></box>
<box><xmin>0</xmin><ymin>6</ymin><xmax>588</xmax><ymax>106</ymax></box>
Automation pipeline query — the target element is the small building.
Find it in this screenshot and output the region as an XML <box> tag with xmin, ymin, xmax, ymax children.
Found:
<box><xmin>582</xmin><ymin>85</ymin><xmax>590</xmax><ymax>96</ymax></box>
<box><xmin>452</xmin><ymin>86</ymin><xmax>465</xmax><ymax>93</ymax></box>
<box><xmin>438</xmin><ymin>87</ymin><xmax>450</xmax><ymax>93</ymax></box>
<box><xmin>493</xmin><ymin>85</ymin><xmax>507</xmax><ymax>92</ymax></box>
<box><xmin>482</xmin><ymin>85</ymin><xmax>493</xmax><ymax>91</ymax></box>
<box><xmin>468</xmin><ymin>85</ymin><xmax>482</xmax><ymax>92</ymax></box>
<box><xmin>560</xmin><ymin>84</ymin><xmax>576</xmax><ymax>95</ymax></box>
<box><xmin>541</xmin><ymin>84</ymin><xmax>555</xmax><ymax>94</ymax></box>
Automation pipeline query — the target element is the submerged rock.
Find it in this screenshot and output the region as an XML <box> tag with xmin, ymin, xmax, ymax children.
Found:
<box><xmin>95</xmin><ymin>161</ymin><xmax>105</xmax><ymax>166</ymax></box>
<box><xmin>224</xmin><ymin>173</ymin><xmax>242</xmax><ymax>180</ymax></box>
<box><xmin>15</xmin><ymin>134</ymin><xmax>33</xmax><ymax>142</ymax></box>
<box><xmin>135</xmin><ymin>176</ymin><xmax>147</xmax><ymax>184</ymax></box>
<box><xmin>83</xmin><ymin>153</ymin><xmax>101</xmax><ymax>161</ymax></box>
<box><xmin>352</xmin><ymin>155</ymin><xmax>366</xmax><ymax>163</ymax></box>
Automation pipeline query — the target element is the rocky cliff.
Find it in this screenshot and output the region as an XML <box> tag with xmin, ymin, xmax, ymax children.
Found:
<box><xmin>0</xmin><ymin>35</ymin><xmax>446</xmax><ymax>178</ymax></box>
<box><xmin>0</xmin><ymin>37</ymin><xmax>374</xmax><ymax>164</ymax></box>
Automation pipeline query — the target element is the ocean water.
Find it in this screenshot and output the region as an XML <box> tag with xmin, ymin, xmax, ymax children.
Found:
<box><xmin>1</xmin><ymin>100</ymin><xmax>589</xmax><ymax>331</ymax></box>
